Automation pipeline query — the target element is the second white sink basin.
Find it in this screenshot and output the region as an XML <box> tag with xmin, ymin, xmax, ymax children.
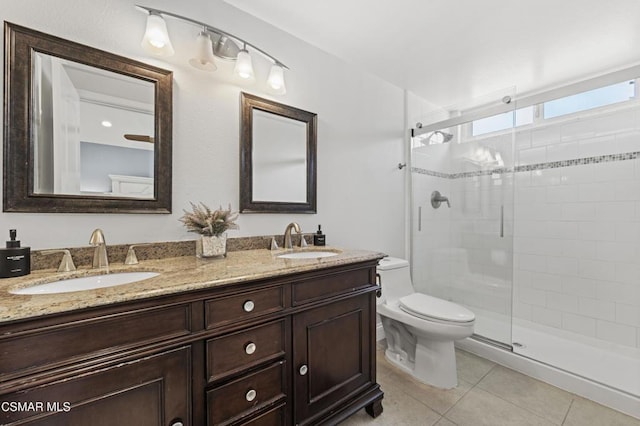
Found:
<box><xmin>278</xmin><ymin>251</ymin><xmax>339</xmax><ymax>259</ymax></box>
<box><xmin>11</xmin><ymin>272</ymin><xmax>160</xmax><ymax>295</ymax></box>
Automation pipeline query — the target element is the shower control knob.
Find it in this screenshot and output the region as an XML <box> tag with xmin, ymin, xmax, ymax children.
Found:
<box><xmin>243</xmin><ymin>300</ymin><xmax>255</xmax><ymax>312</ymax></box>
<box><xmin>299</xmin><ymin>365</ymin><xmax>308</xmax><ymax>376</ymax></box>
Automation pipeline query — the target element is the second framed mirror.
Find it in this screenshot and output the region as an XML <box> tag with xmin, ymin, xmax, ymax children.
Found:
<box><xmin>240</xmin><ymin>93</ymin><xmax>317</xmax><ymax>213</ymax></box>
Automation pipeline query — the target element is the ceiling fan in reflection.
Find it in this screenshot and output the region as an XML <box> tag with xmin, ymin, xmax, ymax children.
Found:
<box><xmin>124</xmin><ymin>134</ymin><xmax>154</xmax><ymax>143</ymax></box>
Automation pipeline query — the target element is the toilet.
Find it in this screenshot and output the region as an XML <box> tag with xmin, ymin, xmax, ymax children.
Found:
<box><xmin>377</xmin><ymin>257</ymin><xmax>475</xmax><ymax>389</ymax></box>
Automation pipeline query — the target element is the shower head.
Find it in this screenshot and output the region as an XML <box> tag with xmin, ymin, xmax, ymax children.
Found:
<box><xmin>424</xmin><ymin>130</ymin><xmax>454</xmax><ymax>145</ymax></box>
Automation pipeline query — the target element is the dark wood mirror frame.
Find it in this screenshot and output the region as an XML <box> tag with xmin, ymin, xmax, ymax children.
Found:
<box><xmin>3</xmin><ymin>22</ymin><xmax>173</xmax><ymax>214</ymax></box>
<box><xmin>240</xmin><ymin>92</ymin><xmax>317</xmax><ymax>213</ymax></box>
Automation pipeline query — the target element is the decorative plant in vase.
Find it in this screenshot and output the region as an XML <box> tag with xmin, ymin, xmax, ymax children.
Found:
<box><xmin>179</xmin><ymin>202</ymin><xmax>239</xmax><ymax>258</ymax></box>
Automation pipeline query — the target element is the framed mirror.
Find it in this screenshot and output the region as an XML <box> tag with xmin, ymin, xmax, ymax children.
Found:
<box><xmin>3</xmin><ymin>22</ymin><xmax>173</xmax><ymax>213</ymax></box>
<box><xmin>240</xmin><ymin>92</ymin><xmax>317</xmax><ymax>213</ymax></box>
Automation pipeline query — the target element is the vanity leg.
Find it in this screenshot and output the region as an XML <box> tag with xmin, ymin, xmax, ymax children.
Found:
<box><xmin>365</xmin><ymin>399</ymin><xmax>383</xmax><ymax>418</ymax></box>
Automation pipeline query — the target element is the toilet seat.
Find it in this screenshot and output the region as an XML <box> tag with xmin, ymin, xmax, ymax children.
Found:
<box><xmin>399</xmin><ymin>293</ymin><xmax>475</xmax><ymax>324</ymax></box>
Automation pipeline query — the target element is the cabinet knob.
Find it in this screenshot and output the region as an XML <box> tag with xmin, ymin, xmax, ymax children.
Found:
<box><xmin>170</xmin><ymin>422</ymin><xmax>183</xmax><ymax>426</ymax></box>
<box><xmin>299</xmin><ymin>364</ymin><xmax>308</xmax><ymax>376</ymax></box>
<box><xmin>245</xmin><ymin>342</ymin><xmax>257</xmax><ymax>355</ymax></box>
<box><xmin>246</xmin><ymin>389</ymin><xmax>257</xmax><ymax>402</ymax></box>
<box><xmin>243</xmin><ymin>300</ymin><xmax>255</xmax><ymax>312</ymax></box>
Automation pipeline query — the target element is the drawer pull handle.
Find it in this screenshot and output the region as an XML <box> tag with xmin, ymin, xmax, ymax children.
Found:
<box><xmin>299</xmin><ymin>364</ymin><xmax>308</xmax><ymax>376</ymax></box>
<box><xmin>243</xmin><ymin>300</ymin><xmax>255</xmax><ymax>312</ymax></box>
<box><xmin>246</xmin><ymin>389</ymin><xmax>257</xmax><ymax>402</ymax></box>
<box><xmin>245</xmin><ymin>342</ymin><xmax>257</xmax><ymax>355</ymax></box>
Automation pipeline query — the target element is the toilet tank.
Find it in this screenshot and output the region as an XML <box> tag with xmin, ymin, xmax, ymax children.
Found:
<box><xmin>376</xmin><ymin>257</ymin><xmax>415</xmax><ymax>303</ymax></box>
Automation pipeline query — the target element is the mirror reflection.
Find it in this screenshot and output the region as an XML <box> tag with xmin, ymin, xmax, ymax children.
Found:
<box><xmin>31</xmin><ymin>53</ymin><xmax>155</xmax><ymax>199</ymax></box>
<box><xmin>252</xmin><ymin>109</ymin><xmax>307</xmax><ymax>203</ymax></box>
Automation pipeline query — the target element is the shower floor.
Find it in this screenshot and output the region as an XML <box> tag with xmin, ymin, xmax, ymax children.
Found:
<box><xmin>512</xmin><ymin>319</ymin><xmax>640</xmax><ymax>398</ymax></box>
<box><xmin>471</xmin><ymin>308</ymin><xmax>640</xmax><ymax>398</ymax></box>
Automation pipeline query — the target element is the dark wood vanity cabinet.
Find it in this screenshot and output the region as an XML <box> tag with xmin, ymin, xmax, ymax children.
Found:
<box><xmin>293</xmin><ymin>294</ymin><xmax>374</xmax><ymax>424</ymax></box>
<box><xmin>0</xmin><ymin>347</ymin><xmax>191</xmax><ymax>426</ymax></box>
<box><xmin>0</xmin><ymin>260</ymin><xmax>383</xmax><ymax>425</ymax></box>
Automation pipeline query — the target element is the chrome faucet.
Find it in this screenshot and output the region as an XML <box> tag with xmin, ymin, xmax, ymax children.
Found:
<box><xmin>283</xmin><ymin>222</ymin><xmax>302</xmax><ymax>250</ymax></box>
<box><xmin>89</xmin><ymin>228</ymin><xmax>109</xmax><ymax>269</ymax></box>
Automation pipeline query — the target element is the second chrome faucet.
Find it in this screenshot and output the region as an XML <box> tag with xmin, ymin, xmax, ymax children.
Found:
<box><xmin>89</xmin><ymin>228</ymin><xmax>109</xmax><ymax>269</ymax></box>
<box><xmin>283</xmin><ymin>222</ymin><xmax>307</xmax><ymax>249</ymax></box>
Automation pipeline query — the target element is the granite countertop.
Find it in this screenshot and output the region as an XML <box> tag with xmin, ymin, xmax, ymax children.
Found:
<box><xmin>0</xmin><ymin>247</ymin><xmax>385</xmax><ymax>324</ymax></box>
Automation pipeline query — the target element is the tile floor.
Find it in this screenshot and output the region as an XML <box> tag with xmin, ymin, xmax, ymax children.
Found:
<box><xmin>341</xmin><ymin>346</ymin><xmax>640</xmax><ymax>426</ymax></box>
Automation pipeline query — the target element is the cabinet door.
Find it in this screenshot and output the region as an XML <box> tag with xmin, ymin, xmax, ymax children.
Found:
<box><xmin>0</xmin><ymin>346</ymin><xmax>191</xmax><ymax>426</ymax></box>
<box><xmin>293</xmin><ymin>294</ymin><xmax>372</xmax><ymax>423</ymax></box>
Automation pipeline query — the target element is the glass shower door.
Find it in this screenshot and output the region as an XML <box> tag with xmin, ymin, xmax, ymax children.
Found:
<box><xmin>410</xmin><ymin>99</ymin><xmax>515</xmax><ymax>347</ymax></box>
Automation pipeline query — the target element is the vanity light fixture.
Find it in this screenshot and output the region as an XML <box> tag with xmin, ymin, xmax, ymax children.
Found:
<box><xmin>267</xmin><ymin>63</ymin><xmax>286</xmax><ymax>94</ymax></box>
<box><xmin>140</xmin><ymin>11</ymin><xmax>174</xmax><ymax>57</ymax></box>
<box><xmin>188</xmin><ymin>29</ymin><xmax>217</xmax><ymax>72</ymax></box>
<box><xmin>136</xmin><ymin>5</ymin><xmax>288</xmax><ymax>93</ymax></box>
<box><xmin>234</xmin><ymin>44</ymin><xmax>255</xmax><ymax>81</ymax></box>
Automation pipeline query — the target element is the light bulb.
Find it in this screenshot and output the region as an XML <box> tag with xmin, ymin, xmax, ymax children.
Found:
<box><xmin>141</xmin><ymin>12</ymin><xmax>174</xmax><ymax>57</ymax></box>
<box><xmin>267</xmin><ymin>64</ymin><xmax>286</xmax><ymax>94</ymax></box>
<box><xmin>234</xmin><ymin>49</ymin><xmax>254</xmax><ymax>81</ymax></box>
<box><xmin>189</xmin><ymin>31</ymin><xmax>217</xmax><ymax>72</ymax></box>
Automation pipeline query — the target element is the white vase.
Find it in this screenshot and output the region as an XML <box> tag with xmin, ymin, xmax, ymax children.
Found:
<box><xmin>196</xmin><ymin>234</ymin><xmax>227</xmax><ymax>258</ymax></box>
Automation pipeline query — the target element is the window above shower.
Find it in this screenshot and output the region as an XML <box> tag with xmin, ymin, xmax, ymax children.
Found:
<box><xmin>468</xmin><ymin>79</ymin><xmax>638</xmax><ymax>138</ymax></box>
<box><xmin>472</xmin><ymin>106</ymin><xmax>534</xmax><ymax>136</ymax></box>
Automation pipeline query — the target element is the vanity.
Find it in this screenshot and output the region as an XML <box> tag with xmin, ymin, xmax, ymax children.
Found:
<box><xmin>0</xmin><ymin>248</ymin><xmax>385</xmax><ymax>425</ymax></box>
<box><xmin>1</xmin><ymin>20</ymin><xmax>382</xmax><ymax>425</ymax></box>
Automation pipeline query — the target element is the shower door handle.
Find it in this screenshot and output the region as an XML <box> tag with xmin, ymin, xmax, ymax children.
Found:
<box><xmin>500</xmin><ymin>205</ymin><xmax>504</xmax><ymax>238</ymax></box>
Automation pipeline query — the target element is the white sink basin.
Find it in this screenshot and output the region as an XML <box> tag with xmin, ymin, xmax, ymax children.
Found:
<box><xmin>278</xmin><ymin>251</ymin><xmax>339</xmax><ymax>259</ymax></box>
<box><xmin>10</xmin><ymin>272</ymin><xmax>160</xmax><ymax>295</ymax></box>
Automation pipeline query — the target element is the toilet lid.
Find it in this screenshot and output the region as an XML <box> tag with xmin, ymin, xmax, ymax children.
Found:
<box><xmin>399</xmin><ymin>293</ymin><xmax>475</xmax><ymax>323</ymax></box>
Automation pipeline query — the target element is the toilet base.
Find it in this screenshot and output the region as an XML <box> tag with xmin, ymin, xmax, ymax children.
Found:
<box><xmin>385</xmin><ymin>336</ymin><xmax>458</xmax><ymax>389</ymax></box>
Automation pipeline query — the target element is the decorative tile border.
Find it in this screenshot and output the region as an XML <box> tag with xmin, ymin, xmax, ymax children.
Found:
<box><xmin>412</xmin><ymin>151</ymin><xmax>640</xmax><ymax>179</ymax></box>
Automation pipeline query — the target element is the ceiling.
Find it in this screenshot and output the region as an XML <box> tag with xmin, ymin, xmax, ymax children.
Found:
<box><xmin>223</xmin><ymin>0</ymin><xmax>640</xmax><ymax>109</ymax></box>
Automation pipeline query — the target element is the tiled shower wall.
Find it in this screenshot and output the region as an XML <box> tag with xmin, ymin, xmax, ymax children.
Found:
<box><xmin>411</xmin><ymin>145</ymin><xmax>452</xmax><ymax>295</ymax></box>
<box><xmin>512</xmin><ymin>105</ymin><xmax>640</xmax><ymax>349</ymax></box>
<box><xmin>412</xmin><ymin>102</ymin><xmax>640</xmax><ymax>350</ymax></box>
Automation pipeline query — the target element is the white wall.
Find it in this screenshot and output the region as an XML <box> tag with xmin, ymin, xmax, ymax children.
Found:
<box><xmin>0</xmin><ymin>0</ymin><xmax>406</xmax><ymax>257</ymax></box>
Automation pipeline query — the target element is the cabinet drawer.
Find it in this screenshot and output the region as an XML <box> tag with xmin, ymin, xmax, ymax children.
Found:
<box><xmin>0</xmin><ymin>303</ymin><xmax>191</xmax><ymax>381</ymax></box>
<box><xmin>292</xmin><ymin>267</ymin><xmax>371</xmax><ymax>305</ymax></box>
<box><xmin>207</xmin><ymin>319</ymin><xmax>286</xmax><ymax>383</ymax></box>
<box><xmin>205</xmin><ymin>286</ymin><xmax>284</xmax><ymax>328</ymax></box>
<box><xmin>207</xmin><ymin>361</ymin><xmax>286</xmax><ymax>426</ymax></box>
<box><xmin>241</xmin><ymin>404</ymin><xmax>285</xmax><ymax>425</ymax></box>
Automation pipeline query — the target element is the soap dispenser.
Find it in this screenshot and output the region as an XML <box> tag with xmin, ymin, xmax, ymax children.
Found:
<box><xmin>0</xmin><ymin>229</ymin><xmax>31</xmax><ymax>278</ymax></box>
<box><xmin>313</xmin><ymin>225</ymin><xmax>326</xmax><ymax>246</ymax></box>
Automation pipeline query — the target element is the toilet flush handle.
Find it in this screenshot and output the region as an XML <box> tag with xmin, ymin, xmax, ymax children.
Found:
<box><xmin>375</xmin><ymin>273</ymin><xmax>382</xmax><ymax>298</ymax></box>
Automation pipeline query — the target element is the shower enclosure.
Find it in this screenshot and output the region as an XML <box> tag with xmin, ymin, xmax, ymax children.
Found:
<box><xmin>411</xmin><ymin>95</ymin><xmax>516</xmax><ymax>348</ymax></box>
<box><xmin>410</xmin><ymin>67</ymin><xmax>640</xmax><ymax>412</ymax></box>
